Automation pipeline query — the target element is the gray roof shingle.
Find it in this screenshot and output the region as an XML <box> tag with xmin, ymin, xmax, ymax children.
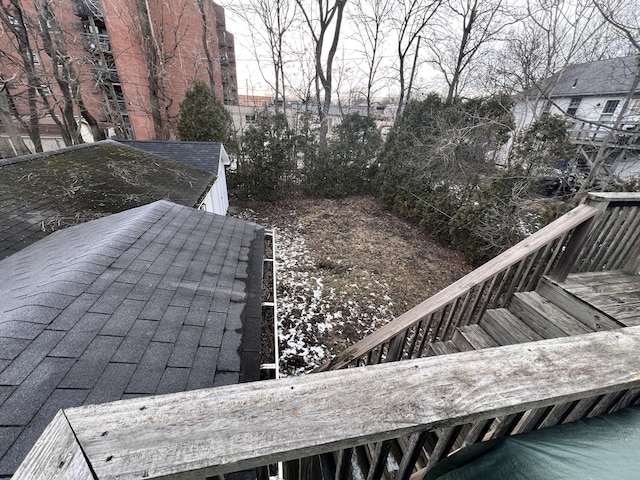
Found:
<box><xmin>543</xmin><ymin>55</ymin><xmax>640</xmax><ymax>97</ymax></box>
<box><xmin>0</xmin><ymin>140</ymin><xmax>216</xmax><ymax>261</ymax></box>
<box><xmin>115</xmin><ymin>139</ymin><xmax>229</xmax><ymax>173</ymax></box>
<box><xmin>0</xmin><ymin>200</ymin><xmax>264</xmax><ymax>478</ymax></box>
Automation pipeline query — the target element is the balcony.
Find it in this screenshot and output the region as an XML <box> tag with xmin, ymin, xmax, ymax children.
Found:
<box><xmin>73</xmin><ymin>0</ymin><xmax>103</xmax><ymax>19</ymax></box>
<box><xmin>569</xmin><ymin>121</ymin><xmax>640</xmax><ymax>150</ymax></box>
<box><xmin>81</xmin><ymin>32</ymin><xmax>110</xmax><ymax>53</ymax></box>
<box><xmin>91</xmin><ymin>67</ymin><xmax>119</xmax><ymax>84</ymax></box>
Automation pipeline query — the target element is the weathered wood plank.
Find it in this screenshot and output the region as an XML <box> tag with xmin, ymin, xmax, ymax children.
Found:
<box><xmin>12</xmin><ymin>410</ymin><xmax>94</xmax><ymax>480</ymax></box>
<box><xmin>588</xmin><ymin>192</ymin><xmax>640</xmax><ymax>203</ymax></box>
<box><xmin>608</xmin><ymin>207</ymin><xmax>640</xmax><ymax>270</ymax></box>
<box><xmin>536</xmin><ymin>278</ymin><xmax>620</xmax><ymax>331</ymax></box>
<box><xmin>576</xmin><ymin>289</ymin><xmax>640</xmax><ymax>307</ymax></box>
<box><xmin>479</xmin><ymin>309</ymin><xmax>544</xmax><ymax>345</ymax></box>
<box><xmin>47</xmin><ymin>327</ymin><xmax>640</xmax><ymax>480</ymax></box>
<box><xmin>510</xmin><ymin>291</ymin><xmax>592</xmax><ymax>337</ymax></box>
<box><xmin>450</xmin><ymin>330</ymin><xmax>474</xmax><ymax>352</ymax></box>
<box><xmin>317</xmin><ymin>204</ymin><xmax>598</xmax><ymax>371</ymax></box>
<box><xmin>427</xmin><ymin>340</ymin><xmax>460</xmax><ymax>357</ymax></box>
<box><xmin>594</xmin><ymin>304</ymin><xmax>640</xmax><ymax>325</ymax></box>
<box><xmin>561</xmin><ymin>271</ymin><xmax>640</xmax><ymax>294</ymax></box>
<box><xmin>456</xmin><ymin>325</ymin><xmax>499</xmax><ymax>350</ymax></box>
<box><xmin>550</xmin><ymin>200</ymin><xmax>608</xmax><ymax>282</ymax></box>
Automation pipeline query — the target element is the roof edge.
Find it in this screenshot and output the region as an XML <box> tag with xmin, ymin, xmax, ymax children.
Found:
<box><xmin>0</xmin><ymin>141</ymin><xmax>112</xmax><ymax>167</ymax></box>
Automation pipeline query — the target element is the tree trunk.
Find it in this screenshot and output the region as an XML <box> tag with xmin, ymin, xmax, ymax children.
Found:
<box><xmin>0</xmin><ymin>85</ymin><xmax>30</xmax><ymax>156</ymax></box>
<box><xmin>135</xmin><ymin>0</ymin><xmax>164</xmax><ymax>139</ymax></box>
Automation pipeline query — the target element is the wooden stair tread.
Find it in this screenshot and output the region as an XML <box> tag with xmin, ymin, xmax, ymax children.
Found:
<box><xmin>427</xmin><ymin>340</ymin><xmax>460</xmax><ymax>356</ymax></box>
<box><xmin>451</xmin><ymin>329</ymin><xmax>474</xmax><ymax>352</ymax></box>
<box><xmin>510</xmin><ymin>291</ymin><xmax>593</xmax><ymax>338</ymax></box>
<box><xmin>537</xmin><ymin>277</ymin><xmax>621</xmax><ymax>331</ymax></box>
<box><xmin>479</xmin><ymin>309</ymin><xmax>544</xmax><ymax>346</ymax></box>
<box><xmin>455</xmin><ymin>325</ymin><xmax>499</xmax><ymax>350</ymax></box>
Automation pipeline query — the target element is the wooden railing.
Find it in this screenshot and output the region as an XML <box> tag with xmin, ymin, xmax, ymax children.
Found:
<box><xmin>317</xmin><ymin>192</ymin><xmax>640</xmax><ymax>372</ymax></box>
<box><xmin>14</xmin><ymin>326</ymin><xmax>640</xmax><ymax>480</ymax></box>
<box><xmin>568</xmin><ymin>121</ymin><xmax>640</xmax><ymax>149</ymax></box>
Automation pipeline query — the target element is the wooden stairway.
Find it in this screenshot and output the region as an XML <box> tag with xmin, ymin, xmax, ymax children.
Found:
<box><xmin>428</xmin><ymin>270</ymin><xmax>639</xmax><ymax>358</ymax></box>
<box><xmin>409</xmin><ymin>270</ymin><xmax>640</xmax><ymax>472</ymax></box>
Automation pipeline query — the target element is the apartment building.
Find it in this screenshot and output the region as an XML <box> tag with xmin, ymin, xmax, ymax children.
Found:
<box><xmin>0</xmin><ymin>0</ymin><xmax>238</xmax><ymax>149</ymax></box>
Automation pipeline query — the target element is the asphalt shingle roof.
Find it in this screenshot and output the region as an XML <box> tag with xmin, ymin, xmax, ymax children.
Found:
<box><xmin>544</xmin><ymin>55</ymin><xmax>640</xmax><ymax>97</ymax></box>
<box><xmin>0</xmin><ymin>200</ymin><xmax>264</xmax><ymax>478</ymax></box>
<box><xmin>0</xmin><ymin>140</ymin><xmax>215</xmax><ymax>260</ymax></box>
<box><xmin>115</xmin><ymin>139</ymin><xmax>228</xmax><ymax>173</ymax></box>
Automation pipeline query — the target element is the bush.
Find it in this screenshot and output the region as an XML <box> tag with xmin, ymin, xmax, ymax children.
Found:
<box><xmin>302</xmin><ymin>113</ymin><xmax>382</xmax><ymax>197</ymax></box>
<box><xmin>178</xmin><ymin>80</ymin><xmax>235</xmax><ymax>148</ymax></box>
<box><xmin>231</xmin><ymin>111</ymin><xmax>298</xmax><ymax>201</ymax></box>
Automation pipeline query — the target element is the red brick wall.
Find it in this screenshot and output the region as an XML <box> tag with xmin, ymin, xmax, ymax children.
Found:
<box><xmin>0</xmin><ymin>0</ymin><xmax>236</xmax><ymax>141</ymax></box>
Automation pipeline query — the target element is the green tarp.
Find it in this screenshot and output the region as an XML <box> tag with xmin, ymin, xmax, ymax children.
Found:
<box><xmin>425</xmin><ymin>407</ymin><xmax>640</xmax><ymax>480</ymax></box>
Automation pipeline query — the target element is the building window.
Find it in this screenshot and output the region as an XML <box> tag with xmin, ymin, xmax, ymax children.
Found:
<box><xmin>567</xmin><ymin>96</ymin><xmax>581</xmax><ymax>116</ymax></box>
<box><xmin>602</xmin><ymin>100</ymin><xmax>619</xmax><ymax>114</ymax></box>
<box><xmin>599</xmin><ymin>99</ymin><xmax>619</xmax><ymax>122</ymax></box>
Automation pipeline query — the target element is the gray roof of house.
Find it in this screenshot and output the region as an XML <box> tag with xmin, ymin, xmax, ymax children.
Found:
<box><xmin>115</xmin><ymin>140</ymin><xmax>229</xmax><ymax>173</ymax></box>
<box><xmin>545</xmin><ymin>55</ymin><xmax>640</xmax><ymax>97</ymax></box>
<box><xmin>0</xmin><ymin>200</ymin><xmax>264</xmax><ymax>478</ymax></box>
<box><xmin>0</xmin><ymin>140</ymin><xmax>215</xmax><ymax>261</ymax></box>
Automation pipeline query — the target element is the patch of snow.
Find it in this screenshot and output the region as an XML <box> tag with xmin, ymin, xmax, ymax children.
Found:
<box><xmin>235</xmin><ymin>206</ymin><xmax>395</xmax><ymax>376</ymax></box>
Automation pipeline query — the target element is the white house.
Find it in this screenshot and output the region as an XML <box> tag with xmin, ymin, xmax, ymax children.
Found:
<box><xmin>513</xmin><ymin>55</ymin><xmax>640</xmax><ymax>181</ymax></box>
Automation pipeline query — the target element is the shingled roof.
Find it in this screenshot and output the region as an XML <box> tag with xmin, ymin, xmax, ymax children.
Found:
<box><xmin>0</xmin><ymin>140</ymin><xmax>215</xmax><ymax>260</ymax></box>
<box><xmin>542</xmin><ymin>55</ymin><xmax>640</xmax><ymax>97</ymax></box>
<box><xmin>0</xmin><ymin>201</ymin><xmax>264</xmax><ymax>478</ymax></box>
<box><xmin>115</xmin><ymin>139</ymin><xmax>229</xmax><ymax>174</ymax></box>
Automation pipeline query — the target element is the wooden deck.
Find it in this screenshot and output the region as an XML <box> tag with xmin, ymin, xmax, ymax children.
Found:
<box><xmin>556</xmin><ymin>271</ymin><xmax>640</xmax><ymax>326</ymax></box>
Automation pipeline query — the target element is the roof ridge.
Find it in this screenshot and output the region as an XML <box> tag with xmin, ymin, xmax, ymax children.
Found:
<box><xmin>0</xmin><ymin>141</ymin><xmax>105</xmax><ymax>167</ymax></box>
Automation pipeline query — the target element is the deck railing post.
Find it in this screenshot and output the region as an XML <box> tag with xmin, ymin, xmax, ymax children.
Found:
<box><xmin>548</xmin><ymin>196</ymin><xmax>610</xmax><ymax>283</ymax></box>
<box><xmin>622</xmin><ymin>234</ymin><xmax>640</xmax><ymax>275</ymax></box>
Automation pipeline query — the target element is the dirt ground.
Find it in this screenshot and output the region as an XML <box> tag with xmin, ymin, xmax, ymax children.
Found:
<box><xmin>232</xmin><ymin>195</ymin><xmax>473</xmax><ymax>374</ymax></box>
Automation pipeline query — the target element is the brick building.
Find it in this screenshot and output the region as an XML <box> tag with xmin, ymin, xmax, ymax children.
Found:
<box><xmin>0</xmin><ymin>0</ymin><xmax>238</xmax><ymax>149</ymax></box>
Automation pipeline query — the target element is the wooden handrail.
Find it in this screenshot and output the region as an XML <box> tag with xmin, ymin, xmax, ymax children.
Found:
<box><xmin>14</xmin><ymin>326</ymin><xmax>640</xmax><ymax>480</ymax></box>
<box><xmin>316</xmin><ymin>203</ymin><xmax>599</xmax><ymax>371</ymax></box>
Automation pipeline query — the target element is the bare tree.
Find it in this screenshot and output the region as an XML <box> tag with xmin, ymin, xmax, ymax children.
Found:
<box><xmin>0</xmin><ymin>0</ymin><xmax>45</xmax><ymax>150</ymax></box>
<box><xmin>196</xmin><ymin>0</ymin><xmax>217</xmax><ymax>90</ymax></box>
<box><xmin>227</xmin><ymin>0</ymin><xmax>295</xmax><ymax>111</ymax></box>
<box><xmin>349</xmin><ymin>0</ymin><xmax>393</xmax><ymax>115</ymax></box>
<box><xmin>482</xmin><ymin>0</ymin><xmax>624</xmax><ymax>127</ymax></box>
<box><xmin>36</xmin><ymin>0</ymin><xmax>102</xmax><ymax>144</ymax></box>
<box><xmin>295</xmin><ymin>0</ymin><xmax>347</xmax><ymax>148</ymax></box>
<box><xmin>391</xmin><ymin>0</ymin><xmax>441</xmax><ymax>114</ymax></box>
<box><xmin>0</xmin><ymin>76</ymin><xmax>30</xmax><ymax>154</ymax></box>
<box><xmin>103</xmin><ymin>0</ymin><xmax>193</xmax><ymax>139</ymax></box>
<box><xmin>427</xmin><ymin>0</ymin><xmax>512</xmax><ymax>104</ymax></box>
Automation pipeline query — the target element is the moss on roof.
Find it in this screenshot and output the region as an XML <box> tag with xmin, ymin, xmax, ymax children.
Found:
<box><xmin>1</xmin><ymin>141</ymin><xmax>214</xmax><ymax>212</ymax></box>
<box><xmin>0</xmin><ymin>140</ymin><xmax>215</xmax><ymax>259</ymax></box>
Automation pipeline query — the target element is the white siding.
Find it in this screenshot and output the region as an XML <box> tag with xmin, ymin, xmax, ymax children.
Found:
<box><xmin>198</xmin><ymin>159</ymin><xmax>229</xmax><ymax>215</ymax></box>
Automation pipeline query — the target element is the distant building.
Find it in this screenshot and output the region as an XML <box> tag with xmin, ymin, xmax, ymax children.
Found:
<box><xmin>513</xmin><ymin>55</ymin><xmax>640</xmax><ymax>181</ymax></box>
<box><xmin>0</xmin><ymin>0</ymin><xmax>238</xmax><ymax>148</ymax></box>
